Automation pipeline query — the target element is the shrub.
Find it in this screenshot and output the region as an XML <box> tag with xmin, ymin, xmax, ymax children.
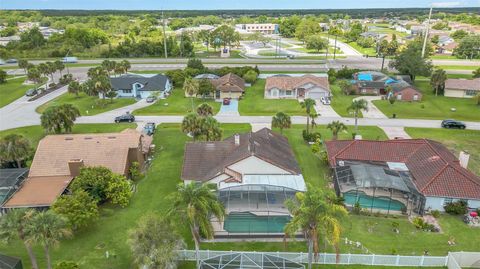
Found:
<box><xmin>431</xmin><ymin>210</ymin><xmax>440</xmax><ymax>218</ymax></box>
<box><xmin>54</xmin><ymin>261</ymin><xmax>79</xmax><ymax>269</ymax></box>
<box><xmin>165</xmin><ymin>69</ymin><xmax>187</xmax><ymax>87</ymax></box>
<box><xmin>412</xmin><ymin>217</ymin><xmax>436</xmax><ymax>232</ymax></box>
<box><xmin>59</xmin><ymin>74</ymin><xmax>73</xmax><ymax>85</ymax></box>
<box><xmin>48</xmin><ymin>82</ymin><xmax>56</xmax><ymax>88</ymax></box>
<box><xmin>243</xmin><ymin>69</ymin><xmax>258</xmax><ymax>84</ymax></box>
<box><xmin>336</xmin><ymin>66</ymin><xmax>360</xmax><ymax>79</ymax></box>
<box><xmin>352</xmin><ymin>201</ymin><xmax>361</xmax><ymax>214</ymax></box>
<box><xmin>444</xmin><ymin>200</ymin><xmax>468</xmax><ymax>215</ymax></box>
<box><xmin>186</xmin><ymin>58</ymin><xmax>205</xmax><ymax>70</ymax></box>
<box><xmin>302</xmin><ymin>130</ymin><xmax>321</xmax><ymax>142</ymax></box>
<box><xmin>327</xmin><ymin>68</ymin><xmax>337</xmax><ymax>83</ymax></box>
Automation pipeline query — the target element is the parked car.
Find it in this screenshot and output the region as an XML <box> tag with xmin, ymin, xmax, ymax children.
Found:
<box><xmin>223</xmin><ymin>98</ymin><xmax>231</xmax><ymax>105</ymax></box>
<box><xmin>0</xmin><ymin>59</ymin><xmax>5</xmax><ymax>65</ymax></box>
<box><xmin>6</xmin><ymin>58</ymin><xmax>18</xmax><ymax>64</ymax></box>
<box><xmin>115</xmin><ymin>113</ymin><xmax>135</xmax><ymax>123</ymax></box>
<box><xmin>25</xmin><ymin>88</ymin><xmax>38</xmax><ymax>97</ymax></box>
<box><xmin>62</xmin><ymin>57</ymin><xmax>78</xmax><ymax>63</ymax></box>
<box><xmin>143</xmin><ymin>122</ymin><xmax>156</xmax><ymax>136</ymax></box>
<box><xmin>320</xmin><ymin>96</ymin><xmax>331</xmax><ymax>105</ymax></box>
<box><xmin>146</xmin><ymin>96</ymin><xmax>156</xmax><ymax>103</ymax></box>
<box><xmin>441</xmin><ymin>119</ymin><xmax>466</xmax><ymax>129</ymax></box>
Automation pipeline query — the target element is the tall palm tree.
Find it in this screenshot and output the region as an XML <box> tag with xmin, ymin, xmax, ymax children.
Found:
<box><xmin>41</xmin><ymin>104</ymin><xmax>80</xmax><ymax>134</ymax></box>
<box><xmin>310</xmin><ymin>111</ymin><xmax>319</xmax><ymax>130</ymax></box>
<box><xmin>168</xmin><ymin>183</ymin><xmax>225</xmax><ymax>268</ymax></box>
<box><xmin>285</xmin><ymin>186</ymin><xmax>348</xmax><ymax>269</ymax></box>
<box><xmin>46</xmin><ymin>62</ymin><xmax>57</xmax><ymax>84</ymax></box>
<box><xmin>201</xmin><ymin>116</ymin><xmax>222</xmax><ymax>141</ymax></box>
<box><xmin>301</xmin><ymin>98</ymin><xmax>316</xmax><ymax>134</ymax></box>
<box><xmin>38</xmin><ymin>63</ymin><xmax>50</xmax><ymax>82</ymax></box>
<box><xmin>120</xmin><ymin>60</ymin><xmax>131</xmax><ymax>74</ymax></box>
<box><xmin>101</xmin><ymin>60</ymin><xmax>117</xmax><ymax>76</ymax></box>
<box><xmin>18</xmin><ymin>59</ymin><xmax>29</xmax><ymax>75</ymax></box>
<box><xmin>54</xmin><ymin>60</ymin><xmax>65</xmax><ymax>77</ymax></box>
<box><xmin>271</xmin><ymin>112</ymin><xmax>292</xmax><ymax>134</ymax></box>
<box><xmin>181</xmin><ymin>113</ymin><xmax>203</xmax><ymax>141</ymax></box>
<box><xmin>0</xmin><ymin>134</ymin><xmax>31</xmax><ymax>168</ymax></box>
<box><xmin>93</xmin><ymin>76</ymin><xmax>112</xmax><ymax>99</ymax></box>
<box><xmin>430</xmin><ymin>68</ymin><xmax>447</xmax><ymax>96</ymax></box>
<box><xmin>0</xmin><ymin>209</ymin><xmax>39</xmax><ymax>269</ymax></box>
<box><xmin>327</xmin><ymin>121</ymin><xmax>348</xmax><ymax>140</ymax></box>
<box><xmin>197</xmin><ymin>103</ymin><xmax>214</xmax><ymax>117</ymax></box>
<box><xmin>183</xmin><ymin>77</ymin><xmax>199</xmax><ymax>112</ymax></box>
<box><xmin>347</xmin><ymin>99</ymin><xmax>368</xmax><ymax>133</ymax></box>
<box><xmin>68</xmin><ymin>81</ymin><xmax>82</xmax><ymax>98</ymax></box>
<box><xmin>26</xmin><ymin>211</ymin><xmax>72</xmax><ymax>269</ymax></box>
<box><xmin>87</xmin><ymin>66</ymin><xmax>108</xmax><ymax>79</ymax></box>
<box><xmin>128</xmin><ymin>213</ymin><xmax>185</xmax><ymax>269</ymax></box>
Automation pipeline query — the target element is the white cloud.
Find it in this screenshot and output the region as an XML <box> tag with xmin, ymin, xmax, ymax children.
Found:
<box><xmin>431</xmin><ymin>1</ymin><xmax>461</xmax><ymax>7</ymax></box>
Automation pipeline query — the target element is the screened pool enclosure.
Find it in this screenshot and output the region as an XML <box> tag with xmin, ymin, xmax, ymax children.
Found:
<box><xmin>213</xmin><ymin>174</ymin><xmax>305</xmax><ymax>236</ymax></box>
<box><xmin>199</xmin><ymin>253</ymin><xmax>305</xmax><ymax>269</ymax></box>
<box><xmin>333</xmin><ymin>162</ymin><xmax>425</xmax><ymax>215</ymax></box>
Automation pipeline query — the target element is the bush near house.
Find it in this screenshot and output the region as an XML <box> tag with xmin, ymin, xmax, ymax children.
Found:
<box><xmin>444</xmin><ymin>200</ymin><xmax>468</xmax><ymax>215</ymax></box>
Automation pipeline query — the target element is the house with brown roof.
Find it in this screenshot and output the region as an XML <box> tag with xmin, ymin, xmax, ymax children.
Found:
<box><xmin>188</xmin><ymin>73</ymin><xmax>246</xmax><ymax>99</ymax></box>
<box><xmin>352</xmin><ymin>71</ymin><xmax>422</xmax><ymax>101</ymax></box>
<box><xmin>2</xmin><ymin>129</ymin><xmax>152</xmax><ymax>209</ymax></box>
<box><xmin>444</xmin><ymin>78</ymin><xmax>480</xmax><ymax>98</ymax></box>
<box><xmin>182</xmin><ymin>128</ymin><xmax>305</xmax><ymax>237</ymax></box>
<box><xmin>325</xmin><ymin>139</ymin><xmax>480</xmax><ymax>214</ymax></box>
<box><xmin>264</xmin><ymin>75</ymin><xmax>330</xmax><ymax>100</ymax></box>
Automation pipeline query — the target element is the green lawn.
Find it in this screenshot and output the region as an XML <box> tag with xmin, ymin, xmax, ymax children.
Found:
<box><xmin>0</xmin><ymin>123</ymin><xmax>137</xmax><ymax>149</ymax></box>
<box><xmin>405</xmin><ymin>128</ymin><xmax>480</xmax><ymax>176</ymax></box>
<box><xmin>435</xmin><ymin>65</ymin><xmax>479</xmax><ymax>71</ymax></box>
<box><xmin>330</xmin><ymin>82</ymin><xmax>363</xmax><ymax>118</ymax></box>
<box><xmin>133</xmin><ymin>87</ymin><xmax>221</xmax><ymax>115</ymax></box>
<box><xmin>239</xmin><ymin>79</ymin><xmax>305</xmax><ymax>116</ymax></box>
<box><xmin>0</xmin><ymin>77</ymin><xmax>32</xmax><ymax>108</ymax></box>
<box><xmin>347</xmin><ymin>42</ymin><xmax>376</xmax><ymax>55</ymax></box>
<box><xmin>36</xmin><ymin>92</ymin><xmax>137</xmax><ymax>116</ymax></box>
<box><xmin>372</xmin><ymin>81</ymin><xmax>480</xmax><ymax>122</ymax></box>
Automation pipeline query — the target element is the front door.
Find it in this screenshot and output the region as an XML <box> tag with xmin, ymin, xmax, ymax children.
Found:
<box><xmin>215</xmin><ymin>90</ymin><xmax>220</xmax><ymax>99</ymax></box>
<box><xmin>298</xmin><ymin>88</ymin><xmax>305</xmax><ymax>98</ymax></box>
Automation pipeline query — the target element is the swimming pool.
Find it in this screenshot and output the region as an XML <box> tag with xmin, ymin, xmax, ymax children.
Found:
<box><xmin>223</xmin><ymin>212</ymin><xmax>291</xmax><ymax>233</ymax></box>
<box><xmin>343</xmin><ymin>191</ymin><xmax>406</xmax><ymax>211</ymax></box>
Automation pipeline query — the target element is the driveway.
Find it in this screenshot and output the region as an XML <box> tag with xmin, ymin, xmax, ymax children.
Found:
<box><xmin>314</xmin><ymin>101</ymin><xmax>341</xmax><ymax>118</ymax></box>
<box><xmin>353</xmin><ymin>96</ymin><xmax>388</xmax><ymax>119</ymax></box>
<box><xmin>380</xmin><ymin>126</ymin><xmax>412</xmax><ymax>140</ymax></box>
<box><xmin>217</xmin><ymin>99</ymin><xmax>239</xmax><ymax>117</ymax></box>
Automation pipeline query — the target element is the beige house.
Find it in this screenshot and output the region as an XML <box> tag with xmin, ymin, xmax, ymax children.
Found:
<box><xmin>264</xmin><ymin>75</ymin><xmax>330</xmax><ymax>100</ymax></box>
<box><xmin>235</xmin><ymin>23</ymin><xmax>279</xmax><ymax>34</ymax></box>
<box><xmin>444</xmin><ymin>78</ymin><xmax>480</xmax><ymax>98</ymax></box>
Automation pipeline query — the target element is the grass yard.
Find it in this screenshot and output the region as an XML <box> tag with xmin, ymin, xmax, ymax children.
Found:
<box><xmin>405</xmin><ymin>128</ymin><xmax>480</xmax><ymax>176</ymax></box>
<box><xmin>0</xmin><ymin>123</ymin><xmax>137</xmax><ymax>149</ymax></box>
<box><xmin>133</xmin><ymin>87</ymin><xmax>221</xmax><ymax>115</ymax></box>
<box><xmin>0</xmin><ymin>77</ymin><xmax>32</xmax><ymax>108</ymax></box>
<box><xmin>435</xmin><ymin>65</ymin><xmax>479</xmax><ymax>71</ymax></box>
<box><xmin>238</xmin><ymin>79</ymin><xmax>305</xmax><ymax>116</ymax></box>
<box><xmin>372</xmin><ymin>81</ymin><xmax>480</xmax><ymax>122</ymax></box>
<box><xmin>36</xmin><ymin>92</ymin><xmax>137</xmax><ymax>116</ymax></box>
<box><xmin>347</xmin><ymin>42</ymin><xmax>376</xmax><ymax>55</ymax></box>
<box><xmin>330</xmin><ymin>82</ymin><xmax>363</xmax><ymax>118</ymax></box>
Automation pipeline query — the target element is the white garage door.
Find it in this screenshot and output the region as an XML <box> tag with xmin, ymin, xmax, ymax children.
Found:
<box><xmin>308</xmin><ymin>91</ymin><xmax>325</xmax><ymax>99</ymax></box>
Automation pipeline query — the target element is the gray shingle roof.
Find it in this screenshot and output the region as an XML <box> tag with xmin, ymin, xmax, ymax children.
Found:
<box><xmin>110</xmin><ymin>74</ymin><xmax>169</xmax><ymax>92</ymax></box>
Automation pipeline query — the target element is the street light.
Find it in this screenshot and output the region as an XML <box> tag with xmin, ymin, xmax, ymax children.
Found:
<box><xmin>421</xmin><ymin>6</ymin><xmax>433</xmax><ymax>58</ymax></box>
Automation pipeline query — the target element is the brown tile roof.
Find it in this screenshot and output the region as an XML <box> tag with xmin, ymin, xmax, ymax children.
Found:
<box><xmin>3</xmin><ymin>176</ymin><xmax>73</xmax><ymax>208</ymax></box>
<box><xmin>29</xmin><ymin>129</ymin><xmax>146</xmax><ymax>177</ymax></box>
<box><xmin>325</xmin><ymin>139</ymin><xmax>480</xmax><ymax>200</ymax></box>
<box><xmin>182</xmin><ymin>128</ymin><xmax>301</xmax><ymax>181</ymax></box>
<box><xmin>265</xmin><ymin>75</ymin><xmax>330</xmax><ymax>91</ymax></box>
<box><xmin>210</xmin><ymin>73</ymin><xmax>245</xmax><ymax>93</ymax></box>
<box><xmin>445</xmin><ymin>78</ymin><xmax>480</xmax><ymax>91</ymax></box>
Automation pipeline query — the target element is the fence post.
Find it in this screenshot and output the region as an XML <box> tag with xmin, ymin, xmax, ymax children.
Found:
<box><xmin>207</xmin><ymin>249</ymin><xmax>210</xmax><ymax>259</ymax></box>
<box><xmin>396</xmin><ymin>255</ymin><xmax>400</xmax><ymax>266</ymax></box>
<box><xmin>372</xmin><ymin>254</ymin><xmax>375</xmax><ymax>265</ymax></box>
<box><xmin>445</xmin><ymin>253</ymin><xmax>450</xmax><ymax>267</ymax></box>
<box><xmin>421</xmin><ymin>255</ymin><xmax>425</xmax><ymax>266</ymax></box>
<box><xmin>347</xmin><ymin>253</ymin><xmax>352</xmax><ymax>265</ymax></box>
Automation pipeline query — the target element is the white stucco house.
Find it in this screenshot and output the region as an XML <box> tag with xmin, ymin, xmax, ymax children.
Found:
<box><xmin>264</xmin><ymin>74</ymin><xmax>331</xmax><ymax>99</ymax></box>
<box><xmin>110</xmin><ymin>73</ymin><xmax>172</xmax><ymax>99</ymax></box>
<box><xmin>181</xmin><ymin>128</ymin><xmax>305</xmax><ymax>237</ymax></box>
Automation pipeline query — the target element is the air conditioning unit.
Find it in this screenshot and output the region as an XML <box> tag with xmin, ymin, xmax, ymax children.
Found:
<box><xmin>339</xmin><ymin>161</ymin><xmax>345</xmax><ymax>166</ymax></box>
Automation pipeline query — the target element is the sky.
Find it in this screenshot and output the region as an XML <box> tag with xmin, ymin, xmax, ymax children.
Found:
<box><xmin>1</xmin><ymin>0</ymin><xmax>480</xmax><ymax>10</ymax></box>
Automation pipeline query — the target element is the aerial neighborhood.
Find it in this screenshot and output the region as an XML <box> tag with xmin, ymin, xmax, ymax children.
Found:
<box><xmin>0</xmin><ymin>3</ymin><xmax>479</xmax><ymax>269</ymax></box>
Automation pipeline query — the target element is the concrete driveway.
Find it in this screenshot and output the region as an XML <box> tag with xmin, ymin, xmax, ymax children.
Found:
<box><xmin>353</xmin><ymin>96</ymin><xmax>388</xmax><ymax>119</ymax></box>
<box><xmin>314</xmin><ymin>101</ymin><xmax>341</xmax><ymax>118</ymax></box>
<box><xmin>217</xmin><ymin>99</ymin><xmax>239</xmax><ymax>116</ymax></box>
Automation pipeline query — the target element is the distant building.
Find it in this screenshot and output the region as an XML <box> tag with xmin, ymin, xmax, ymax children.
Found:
<box><xmin>174</xmin><ymin>24</ymin><xmax>215</xmax><ymax>35</ymax></box>
<box><xmin>444</xmin><ymin>78</ymin><xmax>480</xmax><ymax>98</ymax></box>
<box><xmin>352</xmin><ymin>71</ymin><xmax>422</xmax><ymax>101</ymax></box>
<box><xmin>110</xmin><ymin>73</ymin><xmax>172</xmax><ymax>99</ymax></box>
<box><xmin>235</xmin><ymin>23</ymin><xmax>279</xmax><ymax>34</ymax></box>
<box><xmin>0</xmin><ymin>36</ymin><xmax>20</xmax><ymax>46</ymax></box>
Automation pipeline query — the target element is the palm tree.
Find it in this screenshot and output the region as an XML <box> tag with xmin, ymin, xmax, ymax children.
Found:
<box><xmin>46</xmin><ymin>62</ymin><xmax>57</xmax><ymax>84</ymax></box>
<box><xmin>41</xmin><ymin>104</ymin><xmax>80</xmax><ymax>134</ymax></box>
<box><xmin>120</xmin><ymin>60</ymin><xmax>131</xmax><ymax>74</ymax></box>
<box><xmin>310</xmin><ymin>111</ymin><xmax>319</xmax><ymax>130</ymax></box>
<box><xmin>94</xmin><ymin>76</ymin><xmax>112</xmax><ymax>99</ymax></box>
<box><xmin>327</xmin><ymin>121</ymin><xmax>348</xmax><ymax>140</ymax></box>
<box><xmin>183</xmin><ymin>77</ymin><xmax>199</xmax><ymax>112</ymax></box>
<box><xmin>271</xmin><ymin>112</ymin><xmax>292</xmax><ymax>134</ymax></box>
<box><xmin>38</xmin><ymin>63</ymin><xmax>50</xmax><ymax>82</ymax></box>
<box><xmin>168</xmin><ymin>183</ymin><xmax>225</xmax><ymax>268</ymax></box>
<box><xmin>201</xmin><ymin>116</ymin><xmax>222</xmax><ymax>141</ymax></box>
<box><xmin>197</xmin><ymin>103</ymin><xmax>214</xmax><ymax>117</ymax></box>
<box><xmin>0</xmin><ymin>209</ymin><xmax>40</xmax><ymax>269</ymax></box>
<box><xmin>473</xmin><ymin>67</ymin><xmax>480</xmax><ymax>78</ymax></box>
<box><xmin>101</xmin><ymin>60</ymin><xmax>117</xmax><ymax>76</ymax></box>
<box><xmin>68</xmin><ymin>81</ymin><xmax>82</xmax><ymax>98</ymax></box>
<box><xmin>301</xmin><ymin>98</ymin><xmax>316</xmax><ymax>134</ymax></box>
<box><xmin>0</xmin><ymin>134</ymin><xmax>31</xmax><ymax>168</ymax></box>
<box><xmin>87</xmin><ymin>66</ymin><xmax>108</xmax><ymax>79</ymax></box>
<box><xmin>285</xmin><ymin>186</ymin><xmax>347</xmax><ymax>269</ymax></box>
<box><xmin>26</xmin><ymin>211</ymin><xmax>72</xmax><ymax>269</ymax></box>
<box><xmin>347</xmin><ymin>99</ymin><xmax>368</xmax><ymax>133</ymax></box>
<box><xmin>128</xmin><ymin>213</ymin><xmax>185</xmax><ymax>269</ymax></box>
<box><xmin>27</xmin><ymin>66</ymin><xmax>41</xmax><ymax>85</ymax></box>
<box><xmin>54</xmin><ymin>60</ymin><xmax>65</xmax><ymax>77</ymax></box>
<box><xmin>181</xmin><ymin>113</ymin><xmax>202</xmax><ymax>141</ymax></box>
<box><xmin>430</xmin><ymin>68</ymin><xmax>447</xmax><ymax>96</ymax></box>
<box><xmin>18</xmin><ymin>59</ymin><xmax>29</xmax><ymax>75</ymax></box>
<box><xmin>473</xmin><ymin>92</ymin><xmax>480</xmax><ymax>106</ymax></box>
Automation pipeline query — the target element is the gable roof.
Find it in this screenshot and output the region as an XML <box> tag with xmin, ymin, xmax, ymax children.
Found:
<box><xmin>110</xmin><ymin>74</ymin><xmax>169</xmax><ymax>91</ymax></box>
<box><xmin>210</xmin><ymin>73</ymin><xmax>245</xmax><ymax>93</ymax></box>
<box><xmin>182</xmin><ymin>128</ymin><xmax>301</xmax><ymax>181</ymax></box>
<box><xmin>265</xmin><ymin>75</ymin><xmax>330</xmax><ymax>91</ymax></box>
<box><xmin>445</xmin><ymin>78</ymin><xmax>480</xmax><ymax>91</ymax></box>
<box><xmin>325</xmin><ymin>139</ymin><xmax>480</xmax><ymax>200</ymax></box>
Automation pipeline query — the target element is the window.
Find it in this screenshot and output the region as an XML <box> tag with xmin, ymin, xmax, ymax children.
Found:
<box><xmin>443</xmin><ymin>198</ymin><xmax>453</xmax><ymax>206</ymax></box>
<box><xmin>465</xmin><ymin>90</ymin><xmax>477</xmax><ymax>96</ymax></box>
<box><xmin>361</xmin><ymin>89</ymin><xmax>367</xmax><ymax>94</ymax></box>
<box><xmin>286</xmin><ymin>90</ymin><xmax>292</xmax><ymax>96</ymax></box>
<box><xmin>123</xmin><ymin>89</ymin><xmax>132</xmax><ymax>93</ymax></box>
<box><xmin>413</xmin><ymin>94</ymin><xmax>419</xmax><ymax>101</ymax></box>
<box><xmin>397</xmin><ymin>94</ymin><xmax>402</xmax><ymax>100</ymax></box>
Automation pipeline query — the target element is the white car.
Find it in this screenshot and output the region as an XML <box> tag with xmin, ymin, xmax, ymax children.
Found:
<box><xmin>321</xmin><ymin>97</ymin><xmax>331</xmax><ymax>105</ymax></box>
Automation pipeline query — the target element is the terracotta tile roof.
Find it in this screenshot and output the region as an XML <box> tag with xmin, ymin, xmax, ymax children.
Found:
<box><xmin>265</xmin><ymin>75</ymin><xmax>330</xmax><ymax>91</ymax></box>
<box><xmin>29</xmin><ymin>129</ymin><xmax>147</xmax><ymax>177</ymax></box>
<box><xmin>210</xmin><ymin>73</ymin><xmax>245</xmax><ymax>93</ymax></box>
<box><xmin>325</xmin><ymin>139</ymin><xmax>480</xmax><ymax>200</ymax></box>
<box><xmin>445</xmin><ymin>78</ymin><xmax>480</xmax><ymax>91</ymax></box>
<box><xmin>182</xmin><ymin>128</ymin><xmax>301</xmax><ymax>181</ymax></box>
<box><xmin>3</xmin><ymin>176</ymin><xmax>73</xmax><ymax>208</ymax></box>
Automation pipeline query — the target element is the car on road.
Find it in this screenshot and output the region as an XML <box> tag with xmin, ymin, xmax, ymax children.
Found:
<box><xmin>6</xmin><ymin>59</ymin><xmax>18</xmax><ymax>64</ymax></box>
<box><xmin>25</xmin><ymin>88</ymin><xmax>38</xmax><ymax>97</ymax></box>
<box><xmin>223</xmin><ymin>98</ymin><xmax>231</xmax><ymax>105</ymax></box>
<box><xmin>146</xmin><ymin>96</ymin><xmax>156</xmax><ymax>103</ymax></box>
<box><xmin>320</xmin><ymin>96</ymin><xmax>331</xmax><ymax>105</ymax></box>
<box><xmin>115</xmin><ymin>113</ymin><xmax>135</xmax><ymax>123</ymax></box>
<box><xmin>143</xmin><ymin>122</ymin><xmax>156</xmax><ymax>136</ymax></box>
<box><xmin>441</xmin><ymin>119</ymin><xmax>466</xmax><ymax>129</ymax></box>
<box><xmin>62</xmin><ymin>57</ymin><xmax>78</xmax><ymax>63</ymax></box>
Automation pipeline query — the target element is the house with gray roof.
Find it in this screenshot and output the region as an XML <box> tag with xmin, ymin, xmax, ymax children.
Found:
<box><xmin>110</xmin><ymin>73</ymin><xmax>172</xmax><ymax>99</ymax></box>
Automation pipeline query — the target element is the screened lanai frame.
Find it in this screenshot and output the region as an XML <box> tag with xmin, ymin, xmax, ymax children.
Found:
<box><xmin>199</xmin><ymin>253</ymin><xmax>305</xmax><ymax>269</ymax></box>
<box><xmin>332</xmin><ymin>162</ymin><xmax>425</xmax><ymax>215</ymax></box>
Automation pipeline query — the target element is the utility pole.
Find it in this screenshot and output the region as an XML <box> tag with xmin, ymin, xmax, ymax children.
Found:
<box><xmin>421</xmin><ymin>6</ymin><xmax>433</xmax><ymax>58</ymax></box>
<box><xmin>325</xmin><ymin>31</ymin><xmax>330</xmax><ymax>60</ymax></box>
<box><xmin>333</xmin><ymin>34</ymin><xmax>338</xmax><ymax>60</ymax></box>
<box><xmin>162</xmin><ymin>11</ymin><xmax>168</xmax><ymax>59</ymax></box>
